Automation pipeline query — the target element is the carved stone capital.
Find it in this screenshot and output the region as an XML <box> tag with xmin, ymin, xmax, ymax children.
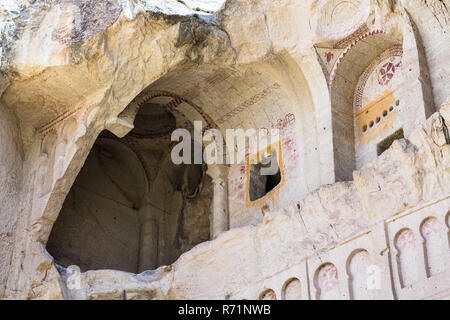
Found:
<box><xmin>206</xmin><ymin>164</ymin><xmax>229</xmax><ymax>183</ymax></box>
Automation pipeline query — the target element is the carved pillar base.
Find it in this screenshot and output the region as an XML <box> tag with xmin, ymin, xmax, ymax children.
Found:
<box><xmin>206</xmin><ymin>164</ymin><xmax>230</xmax><ymax>239</ymax></box>
<box><xmin>137</xmin><ymin>205</ymin><xmax>158</xmax><ymax>272</ymax></box>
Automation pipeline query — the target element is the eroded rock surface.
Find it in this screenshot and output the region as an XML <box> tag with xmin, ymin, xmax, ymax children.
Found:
<box><xmin>0</xmin><ymin>0</ymin><xmax>448</xmax><ymax>299</ymax></box>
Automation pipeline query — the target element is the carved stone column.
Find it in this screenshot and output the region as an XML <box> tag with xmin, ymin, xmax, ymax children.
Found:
<box><xmin>206</xmin><ymin>164</ymin><xmax>230</xmax><ymax>239</ymax></box>
<box><xmin>137</xmin><ymin>204</ymin><xmax>158</xmax><ymax>272</ymax></box>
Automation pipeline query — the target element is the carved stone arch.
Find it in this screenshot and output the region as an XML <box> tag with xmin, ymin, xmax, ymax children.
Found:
<box><xmin>60</xmin><ymin>117</ymin><xmax>79</xmax><ymax>144</ymax></box>
<box><xmin>446</xmin><ymin>211</ymin><xmax>450</xmax><ymax>254</ymax></box>
<box><xmin>40</xmin><ymin>130</ymin><xmax>59</xmax><ymax>156</ymax></box>
<box><xmin>313</xmin><ymin>0</ymin><xmax>372</xmax><ymax>41</ymax></box>
<box><xmin>46</xmin><ymin>136</ymin><xmax>148</xmax><ymax>273</ymax></box>
<box><xmin>420</xmin><ymin>216</ymin><xmax>446</xmax><ymax>277</ymax></box>
<box><xmin>281</xmin><ymin>277</ymin><xmax>302</xmax><ymax>300</ymax></box>
<box><xmin>129</xmin><ymin>56</ymin><xmax>325</xmax><ymax>230</ymax></box>
<box><xmin>394</xmin><ymin>228</ymin><xmax>419</xmax><ymax>288</ymax></box>
<box><xmin>346</xmin><ymin>248</ymin><xmax>372</xmax><ymax>300</ymax></box>
<box><xmin>38</xmin><ymin>130</ymin><xmax>59</xmax><ymax>198</ymax></box>
<box><xmin>314</xmin><ymin>262</ymin><xmax>341</xmax><ymax>300</ymax></box>
<box><xmin>259</xmin><ymin>288</ymin><xmax>277</xmax><ymax>300</ymax></box>
<box><xmin>330</xmin><ymin>30</ymin><xmax>402</xmax><ymax>180</ymax></box>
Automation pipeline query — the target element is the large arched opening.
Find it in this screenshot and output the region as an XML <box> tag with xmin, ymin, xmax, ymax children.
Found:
<box><xmin>322</xmin><ymin>19</ymin><xmax>434</xmax><ymax>181</ymax></box>
<box><xmin>329</xmin><ymin>30</ymin><xmax>402</xmax><ymax>180</ymax></box>
<box><xmin>45</xmin><ymin>53</ymin><xmax>324</xmax><ymax>273</ymax></box>
<box><xmin>47</xmin><ymin>98</ymin><xmax>211</xmax><ymax>272</ymax></box>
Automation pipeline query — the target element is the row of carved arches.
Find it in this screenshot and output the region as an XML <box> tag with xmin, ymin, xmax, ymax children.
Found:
<box><xmin>394</xmin><ymin>213</ymin><xmax>450</xmax><ymax>288</ymax></box>
<box><xmin>256</xmin><ymin>249</ymin><xmax>374</xmax><ymax>300</ymax></box>
<box><xmin>314</xmin><ymin>249</ymin><xmax>376</xmax><ymax>300</ymax></box>
<box><xmin>255</xmin><ymin>210</ymin><xmax>450</xmax><ymax>300</ymax></box>
<box><xmin>259</xmin><ymin>278</ymin><xmax>302</xmax><ymax>300</ymax></box>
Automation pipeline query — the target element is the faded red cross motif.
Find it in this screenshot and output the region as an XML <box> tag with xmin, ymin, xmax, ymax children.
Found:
<box><xmin>397</xmin><ymin>230</ymin><xmax>416</xmax><ymax>250</ymax></box>
<box><xmin>325</xmin><ymin>52</ymin><xmax>334</xmax><ymax>63</ymax></box>
<box><xmin>378</xmin><ymin>60</ymin><xmax>401</xmax><ymax>86</ymax></box>
<box><xmin>319</xmin><ymin>265</ymin><xmax>339</xmax><ymax>292</ymax></box>
<box><xmin>422</xmin><ymin>219</ymin><xmax>440</xmax><ymax>238</ymax></box>
<box><xmin>285</xmin><ymin>113</ymin><xmax>295</xmax><ymax>126</ymax></box>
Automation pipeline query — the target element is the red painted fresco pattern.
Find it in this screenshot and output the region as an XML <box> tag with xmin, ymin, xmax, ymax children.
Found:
<box><xmin>422</xmin><ymin>218</ymin><xmax>441</xmax><ymax>238</ymax></box>
<box><xmin>274</xmin><ymin>113</ymin><xmax>296</xmax><ymax>131</ymax></box>
<box><xmin>329</xmin><ymin>29</ymin><xmax>387</xmax><ymax>86</ymax></box>
<box><xmin>377</xmin><ymin>61</ymin><xmax>402</xmax><ymax>86</ymax></box>
<box><xmin>325</xmin><ymin>52</ymin><xmax>334</xmax><ymax>63</ymax></box>
<box><xmin>396</xmin><ymin>229</ymin><xmax>416</xmax><ymax>250</ymax></box>
<box><xmin>216</xmin><ymin>83</ymin><xmax>281</xmax><ymax>125</ymax></box>
<box><xmin>318</xmin><ymin>264</ymin><xmax>339</xmax><ymax>292</ymax></box>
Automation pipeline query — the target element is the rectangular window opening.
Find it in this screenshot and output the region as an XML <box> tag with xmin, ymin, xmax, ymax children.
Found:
<box><xmin>377</xmin><ymin>128</ymin><xmax>404</xmax><ymax>156</ymax></box>
<box><xmin>248</xmin><ymin>150</ymin><xmax>282</xmax><ymax>202</ymax></box>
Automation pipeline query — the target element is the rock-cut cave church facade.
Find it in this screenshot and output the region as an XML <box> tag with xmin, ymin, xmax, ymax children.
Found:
<box><xmin>0</xmin><ymin>0</ymin><xmax>449</xmax><ymax>300</ymax></box>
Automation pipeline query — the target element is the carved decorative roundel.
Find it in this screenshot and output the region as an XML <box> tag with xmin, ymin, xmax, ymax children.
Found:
<box><xmin>316</xmin><ymin>0</ymin><xmax>371</xmax><ymax>40</ymax></box>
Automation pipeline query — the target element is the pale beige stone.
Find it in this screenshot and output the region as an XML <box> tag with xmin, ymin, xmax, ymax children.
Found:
<box><xmin>0</xmin><ymin>0</ymin><xmax>448</xmax><ymax>300</ymax></box>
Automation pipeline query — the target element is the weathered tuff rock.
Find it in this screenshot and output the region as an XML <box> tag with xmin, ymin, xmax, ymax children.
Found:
<box><xmin>0</xmin><ymin>0</ymin><xmax>448</xmax><ymax>299</ymax></box>
<box><xmin>53</xmin><ymin>103</ymin><xmax>450</xmax><ymax>300</ymax></box>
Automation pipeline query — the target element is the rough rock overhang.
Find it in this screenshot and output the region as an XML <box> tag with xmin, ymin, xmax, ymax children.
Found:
<box><xmin>0</xmin><ymin>0</ymin><xmax>448</xmax><ymax>300</ymax></box>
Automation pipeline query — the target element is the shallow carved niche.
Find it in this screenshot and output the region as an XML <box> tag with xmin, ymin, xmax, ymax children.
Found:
<box><xmin>84</xmin><ymin>104</ymin><xmax>100</xmax><ymax>128</ymax></box>
<box><xmin>421</xmin><ymin>217</ymin><xmax>446</xmax><ymax>277</ymax></box>
<box><xmin>347</xmin><ymin>249</ymin><xmax>372</xmax><ymax>300</ymax></box>
<box><xmin>282</xmin><ymin>278</ymin><xmax>301</xmax><ymax>300</ymax></box>
<box><xmin>39</xmin><ymin>131</ymin><xmax>58</xmax><ymax>197</ymax></box>
<box><xmin>447</xmin><ymin>212</ymin><xmax>450</xmax><ymax>229</ymax></box>
<box><xmin>61</xmin><ymin>117</ymin><xmax>78</xmax><ymax>144</ymax></box>
<box><xmin>259</xmin><ymin>289</ymin><xmax>277</xmax><ymax>300</ymax></box>
<box><xmin>315</xmin><ymin>263</ymin><xmax>341</xmax><ymax>300</ymax></box>
<box><xmin>47</xmin><ymin>138</ymin><xmax>147</xmax><ymax>272</ymax></box>
<box><xmin>54</xmin><ymin>117</ymin><xmax>78</xmax><ymax>178</ymax></box>
<box><xmin>315</xmin><ymin>0</ymin><xmax>371</xmax><ymax>40</ymax></box>
<box><xmin>354</xmin><ymin>46</ymin><xmax>403</xmax><ymax>147</ymax></box>
<box><xmin>395</xmin><ymin>229</ymin><xmax>419</xmax><ymax>287</ymax></box>
<box><xmin>447</xmin><ymin>212</ymin><xmax>450</xmax><ymax>249</ymax></box>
